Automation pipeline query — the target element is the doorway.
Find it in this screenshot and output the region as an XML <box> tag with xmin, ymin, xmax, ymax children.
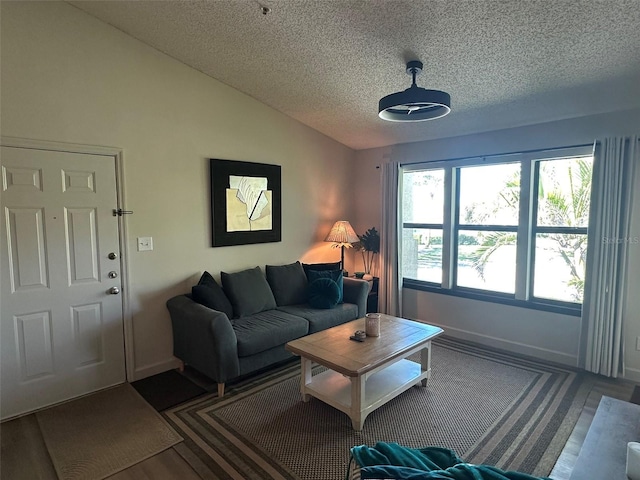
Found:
<box><xmin>1</xmin><ymin>139</ymin><xmax>131</xmax><ymax>420</ymax></box>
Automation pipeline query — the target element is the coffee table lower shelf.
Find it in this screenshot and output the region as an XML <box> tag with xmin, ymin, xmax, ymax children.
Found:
<box><xmin>302</xmin><ymin>358</ymin><xmax>426</xmax><ymax>430</ymax></box>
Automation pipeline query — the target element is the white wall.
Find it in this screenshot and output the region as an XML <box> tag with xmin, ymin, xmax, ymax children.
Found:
<box><xmin>1</xmin><ymin>1</ymin><xmax>356</xmax><ymax>379</ymax></box>
<box><xmin>354</xmin><ymin>109</ymin><xmax>640</xmax><ymax>377</ymax></box>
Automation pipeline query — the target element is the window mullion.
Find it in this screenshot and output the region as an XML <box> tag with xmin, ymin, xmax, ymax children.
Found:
<box><xmin>515</xmin><ymin>159</ymin><xmax>533</xmax><ymax>300</ymax></box>
<box><xmin>441</xmin><ymin>166</ymin><xmax>455</xmax><ymax>289</ymax></box>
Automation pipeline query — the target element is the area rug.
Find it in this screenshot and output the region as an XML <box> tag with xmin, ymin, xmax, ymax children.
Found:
<box><xmin>37</xmin><ymin>383</ymin><xmax>183</xmax><ymax>480</ymax></box>
<box><xmin>132</xmin><ymin>369</ymin><xmax>207</xmax><ymax>411</ymax></box>
<box><xmin>164</xmin><ymin>338</ymin><xmax>592</xmax><ymax>480</ymax></box>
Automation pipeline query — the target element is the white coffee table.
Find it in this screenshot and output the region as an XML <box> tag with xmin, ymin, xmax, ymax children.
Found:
<box><xmin>285</xmin><ymin>315</ymin><xmax>443</xmax><ymax>430</ymax></box>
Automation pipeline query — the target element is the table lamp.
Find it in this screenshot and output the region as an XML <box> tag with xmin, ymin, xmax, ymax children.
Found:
<box><xmin>325</xmin><ymin>220</ymin><xmax>359</xmax><ymax>275</ymax></box>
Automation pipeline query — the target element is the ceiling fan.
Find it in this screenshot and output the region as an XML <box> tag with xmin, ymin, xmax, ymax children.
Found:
<box><xmin>378</xmin><ymin>60</ymin><xmax>451</xmax><ymax>122</ymax></box>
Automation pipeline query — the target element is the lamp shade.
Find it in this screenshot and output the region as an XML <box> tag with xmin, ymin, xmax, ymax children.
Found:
<box><xmin>325</xmin><ymin>221</ymin><xmax>359</xmax><ymax>245</ymax></box>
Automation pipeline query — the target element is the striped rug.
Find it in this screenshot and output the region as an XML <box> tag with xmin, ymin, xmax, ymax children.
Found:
<box><xmin>164</xmin><ymin>338</ymin><xmax>592</xmax><ymax>480</ymax></box>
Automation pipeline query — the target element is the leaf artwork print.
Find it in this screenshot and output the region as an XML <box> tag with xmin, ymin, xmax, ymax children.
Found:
<box><xmin>226</xmin><ymin>175</ymin><xmax>272</xmax><ymax>232</ymax></box>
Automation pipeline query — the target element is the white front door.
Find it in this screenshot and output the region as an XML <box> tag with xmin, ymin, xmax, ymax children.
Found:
<box><xmin>1</xmin><ymin>146</ymin><xmax>126</xmax><ymax>420</ymax></box>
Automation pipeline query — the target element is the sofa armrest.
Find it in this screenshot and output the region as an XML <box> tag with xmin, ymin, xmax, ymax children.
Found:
<box><xmin>166</xmin><ymin>294</ymin><xmax>240</xmax><ymax>383</ymax></box>
<box><xmin>343</xmin><ymin>277</ymin><xmax>370</xmax><ymax>318</ymax></box>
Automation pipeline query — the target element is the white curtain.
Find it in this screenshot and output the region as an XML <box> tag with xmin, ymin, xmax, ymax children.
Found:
<box><xmin>379</xmin><ymin>161</ymin><xmax>402</xmax><ymax>316</ymax></box>
<box><xmin>582</xmin><ymin>136</ymin><xmax>638</xmax><ymax>377</ymax></box>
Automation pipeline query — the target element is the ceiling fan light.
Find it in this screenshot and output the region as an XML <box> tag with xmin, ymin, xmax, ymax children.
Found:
<box><xmin>379</xmin><ymin>61</ymin><xmax>451</xmax><ymax>122</ymax></box>
<box><xmin>379</xmin><ymin>87</ymin><xmax>451</xmax><ymax>122</ymax></box>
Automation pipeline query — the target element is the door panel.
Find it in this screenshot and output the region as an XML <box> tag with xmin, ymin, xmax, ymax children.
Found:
<box><xmin>16</xmin><ymin>310</ymin><xmax>55</xmax><ymax>380</ymax></box>
<box><xmin>72</xmin><ymin>303</ymin><xmax>104</xmax><ymax>367</ymax></box>
<box><xmin>65</xmin><ymin>207</ymin><xmax>99</xmax><ymax>284</ymax></box>
<box><xmin>1</xmin><ymin>146</ymin><xmax>126</xmax><ymax>419</ymax></box>
<box><xmin>2</xmin><ymin>166</ymin><xmax>43</xmax><ymax>191</ymax></box>
<box><xmin>5</xmin><ymin>207</ymin><xmax>49</xmax><ymax>290</ymax></box>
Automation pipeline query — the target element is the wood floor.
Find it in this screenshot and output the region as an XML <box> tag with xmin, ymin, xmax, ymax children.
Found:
<box><xmin>1</xmin><ymin>373</ymin><xmax>636</xmax><ymax>480</ymax></box>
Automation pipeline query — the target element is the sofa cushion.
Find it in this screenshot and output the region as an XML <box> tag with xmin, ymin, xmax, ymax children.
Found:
<box><xmin>277</xmin><ymin>303</ymin><xmax>358</xmax><ymax>333</ymax></box>
<box><xmin>307</xmin><ymin>269</ymin><xmax>343</xmax><ymax>303</ymax></box>
<box><xmin>265</xmin><ymin>261</ymin><xmax>308</xmax><ymax>306</ymax></box>
<box><xmin>221</xmin><ymin>266</ymin><xmax>277</xmax><ymax>318</ymax></box>
<box><xmin>308</xmin><ymin>278</ymin><xmax>340</xmax><ymax>309</ymax></box>
<box><xmin>233</xmin><ymin>310</ymin><xmax>309</xmax><ymax>357</ymax></box>
<box><xmin>191</xmin><ymin>271</ymin><xmax>234</xmax><ymax>319</ymax></box>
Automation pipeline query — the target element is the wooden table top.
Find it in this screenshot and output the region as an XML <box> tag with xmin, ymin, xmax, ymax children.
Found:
<box><xmin>285</xmin><ymin>315</ymin><xmax>443</xmax><ymax>377</ymax></box>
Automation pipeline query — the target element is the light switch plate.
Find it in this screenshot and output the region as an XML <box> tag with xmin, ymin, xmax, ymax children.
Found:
<box><xmin>137</xmin><ymin>236</ymin><xmax>153</xmax><ymax>251</ymax></box>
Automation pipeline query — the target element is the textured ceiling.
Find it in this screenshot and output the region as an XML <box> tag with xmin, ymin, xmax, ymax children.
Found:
<box><xmin>69</xmin><ymin>0</ymin><xmax>640</xmax><ymax>150</ymax></box>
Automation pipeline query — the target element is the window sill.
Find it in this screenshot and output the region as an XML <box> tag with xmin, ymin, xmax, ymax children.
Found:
<box><xmin>402</xmin><ymin>279</ymin><xmax>582</xmax><ymax>317</ymax></box>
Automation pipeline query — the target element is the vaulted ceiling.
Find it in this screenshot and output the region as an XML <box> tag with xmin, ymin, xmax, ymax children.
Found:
<box><xmin>69</xmin><ymin>0</ymin><xmax>640</xmax><ymax>150</ymax></box>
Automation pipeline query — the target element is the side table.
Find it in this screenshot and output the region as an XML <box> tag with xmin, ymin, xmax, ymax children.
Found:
<box><xmin>366</xmin><ymin>277</ymin><xmax>379</xmax><ymax>313</ymax></box>
<box><xmin>351</xmin><ymin>276</ymin><xmax>379</xmax><ymax>313</ymax></box>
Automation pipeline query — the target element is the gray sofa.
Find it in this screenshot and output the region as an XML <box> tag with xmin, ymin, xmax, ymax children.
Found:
<box><xmin>166</xmin><ymin>261</ymin><xmax>369</xmax><ymax>396</ymax></box>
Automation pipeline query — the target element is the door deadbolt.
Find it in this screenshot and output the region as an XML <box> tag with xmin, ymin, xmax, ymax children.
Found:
<box><xmin>108</xmin><ymin>252</ymin><xmax>118</xmax><ymax>260</ymax></box>
<box><xmin>108</xmin><ymin>271</ymin><xmax>118</xmax><ymax>279</ymax></box>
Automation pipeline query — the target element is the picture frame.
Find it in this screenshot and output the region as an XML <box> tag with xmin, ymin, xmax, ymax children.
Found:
<box><xmin>210</xmin><ymin>158</ymin><xmax>281</xmax><ymax>247</ymax></box>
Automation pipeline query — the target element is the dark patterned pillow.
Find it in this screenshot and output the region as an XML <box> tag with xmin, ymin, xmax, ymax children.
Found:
<box><xmin>306</xmin><ymin>269</ymin><xmax>343</xmax><ymax>304</ymax></box>
<box><xmin>197</xmin><ymin>270</ymin><xmax>218</xmax><ymax>288</ymax></box>
<box><xmin>308</xmin><ymin>278</ymin><xmax>340</xmax><ymax>309</ymax></box>
<box><xmin>191</xmin><ymin>271</ymin><xmax>234</xmax><ymax>319</ymax></box>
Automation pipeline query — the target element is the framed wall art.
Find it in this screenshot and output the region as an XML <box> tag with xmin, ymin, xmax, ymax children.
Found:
<box><xmin>210</xmin><ymin>159</ymin><xmax>281</xmax><ymax>247</ymax></box>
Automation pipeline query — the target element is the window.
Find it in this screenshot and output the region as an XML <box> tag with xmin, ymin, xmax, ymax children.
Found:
<box><xmin>401</xmin><ymin>146</ymin><xmax>593</xmax><ymax>314</ymax></box>
<box><xmin>402</xmin><ymin>169</ymin><xmax>444</xmax><ymax>284</ymax></box>
<box><xmin>456</xmin><ymin>163</ymin><xmax>520</xmax><ymax>294</ymax></box>
<box><xmin>532</xmin><ymin>157</ymin><xmax>592</xmax><ymax>303</ymax></box>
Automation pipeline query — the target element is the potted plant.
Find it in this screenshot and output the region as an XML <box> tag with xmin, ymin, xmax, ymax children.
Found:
<box><xmin>356</xmin><ymin>227</ymin><xmax>380</xmax><ymax>280</ymax></box>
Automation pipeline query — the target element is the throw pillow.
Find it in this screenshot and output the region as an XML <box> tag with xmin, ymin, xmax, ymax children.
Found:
<box><xmin>360</xmin><ymin>465</ymin><xmax>432</xmax><ymax>480</ymax></box>
<box><xmin>191</xmin><ymin>271</ymin><xmax>234</xmax><ymax>319</ymax></box>
<box><xmin>306</xmin><ymin>269</ymin><xmax>343</xmax><ymax>304</ymax></box>
<box><xmin>221</xmin><ymin>266</ymin><xmax>277</xmax><ymax>318</ymax></box>
<box><xmin>302</xmin><ymin>261</ymin><xmax>341</xmax><ymax>278</ymax></box>
<box><xmin>197</xmin><ymin>270</ymin><xmax>217</xmax><ymax>288</ymax></box>
<box><xmin>308</xmin><ymin>278</ymin><xmax>340</xmax><ymax>309</ymax></box>
<box><xmin>265</xmin><ymin>261</ymin><xmax>308</xmax><ymax>306</ymax></box>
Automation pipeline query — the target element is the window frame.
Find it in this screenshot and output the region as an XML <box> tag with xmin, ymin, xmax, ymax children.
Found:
<box><xmin>528</xmin><ymin>158</ymin><xmax>590</xmax><ymax>306</ymax></box>
<box><xmin>453</xmin><ymin>162</ymin><xmax>521</xmax><ymax>294</ymax></box>
<box><xmin>400</xmin><ymin>145</ymin><xmax>593</xmax><ymax>316</ymax></box>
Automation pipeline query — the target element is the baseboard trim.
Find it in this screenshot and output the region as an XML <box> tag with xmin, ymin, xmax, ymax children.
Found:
<box><xmin>133</xmin><ymin>358</ymin><xmax>181</xmax><ymax>381</ymax></box>
<box><xmin>410</xmin><ymin>319</ymin><xmax>579</xmax><ymax>367</ymax></box>
<box><xmin>624</xmin><ymin>366</ymin><xmax>640</xmax><ymax>383</ymax></box>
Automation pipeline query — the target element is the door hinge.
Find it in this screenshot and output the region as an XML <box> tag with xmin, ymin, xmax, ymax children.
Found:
<box><xmin>113</xmin><ymin>209</ymin><xmax>134</xmax><ymax>217</ymax></box>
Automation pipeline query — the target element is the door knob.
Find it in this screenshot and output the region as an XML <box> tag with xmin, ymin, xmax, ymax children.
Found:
<box><xmin>109</xmin><ymin>286</ymin><xmax>120</xmax><ymax>295</ymax></box>
<box><xmin>108</xmin><ymin>252</ymin><xmax>118</xmax><ymax>260</ymax></box>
